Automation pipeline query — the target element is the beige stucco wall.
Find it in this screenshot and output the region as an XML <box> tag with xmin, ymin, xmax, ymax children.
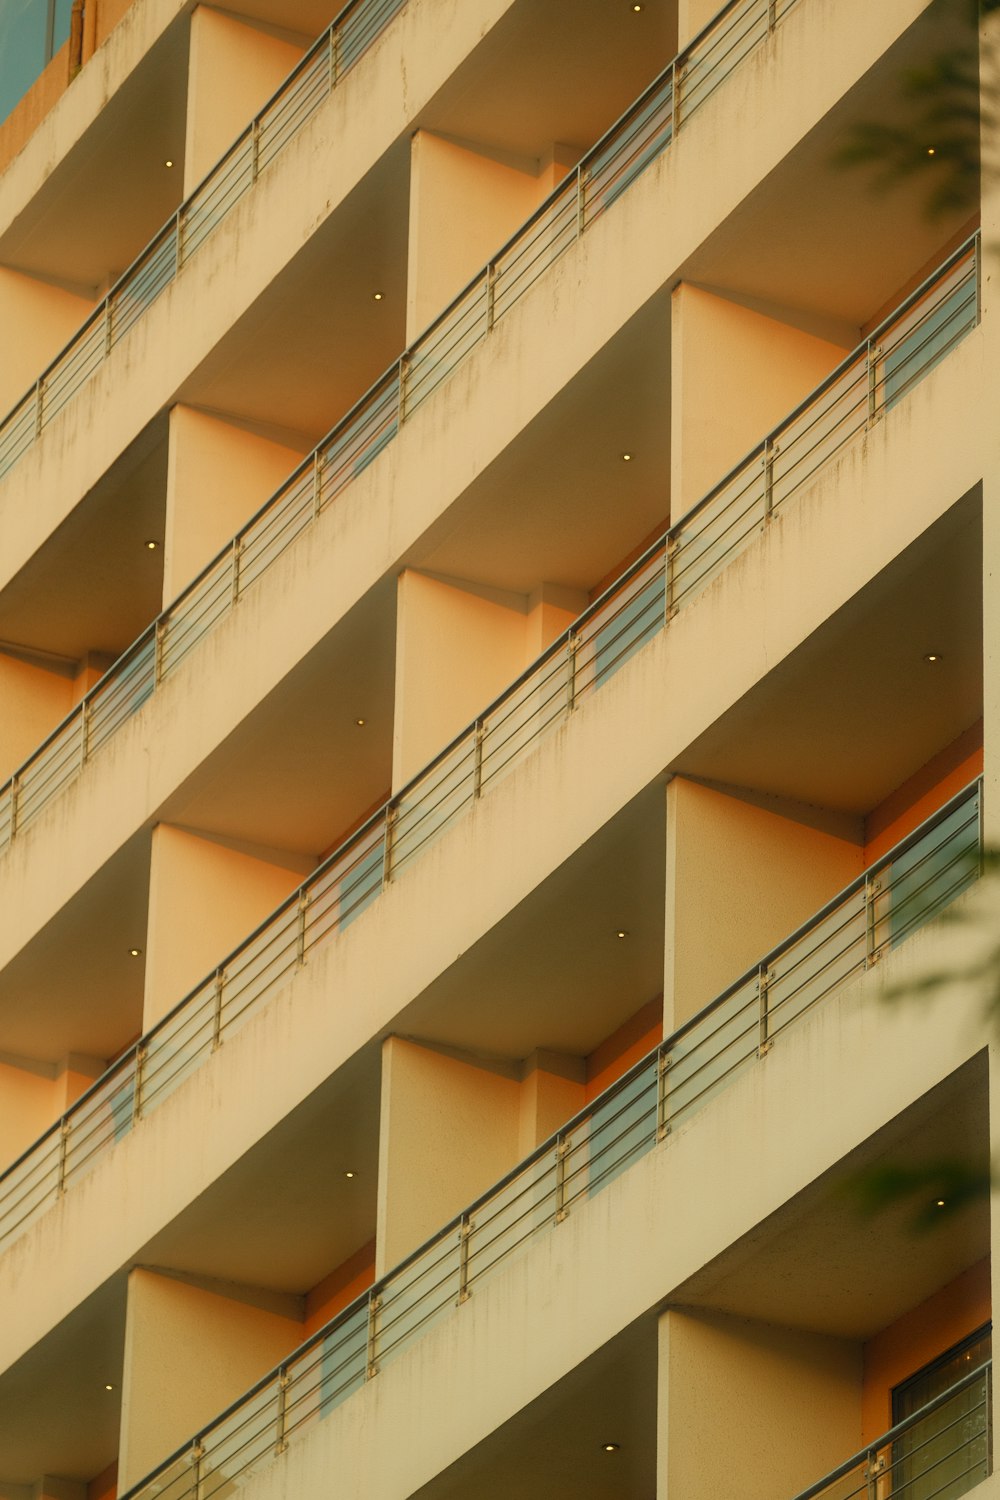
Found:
<box><xmin>163</xmin><ymin>404</ymin><xmax>308</xmax><ymax>603</ymax></box>
<box><xmin>0</xmin><ymin>652</ymin><xmax>75</xmax><ymax>785</ymax></box>
<box><xmin>376</xmin><ymin>1037</ymin><xmax>521</xmax><ymax>1273</ymax></box>
<box><xmin>0</xmin><ymin>269</ymin><xmax>95</xmax><ymax>417</ymax></box>
<box><xmin>670</xmin><ymin>282</ymin><xmax>854</xmax><ymax>521</ymax></box>
<box><xmin>184</xmin><ymin>7</ymin><xmax>306</xmax><ymax>197</ymax></box>
<box><xmin>118</xmin><ymin>1266</ymin><xmax>303</xmax><ymax>1490</ymax></box>
<box><xmin>657</xmin><ymin>1308</ymin><xmax>861</xmax><ymax>1500</ymax></box>
<box><xmin>664</xmin><ymin>778</ymin><xmax>865</xmax><ymax>1030</ymax></box>
<box><xmin>143</xmin><ymin>823</ymin><xmax>314</xmax><ymax>1028</ymax></box>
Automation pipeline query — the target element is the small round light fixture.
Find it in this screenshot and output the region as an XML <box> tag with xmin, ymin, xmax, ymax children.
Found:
<box><xmin>615</xmin><ymin>929</ymin><xmax>628</xmax><ymax>940</ymax></box>
<box><xmin>373</xmin><ymin>291</ymin><xmax>384</xmax><ymax>302</ymax></box>
<box><xmin>923</xmin><ymin>652</ymin><xmax>943</xmax><ymax>664</ymax></box>
<box><xmin>145</xmin><ymin>539</ymin><xmax>158</xmax><ymax>551</ymax></box>
<box><xmin>355</xmin><ymin>717</ymin><xmax>366</xmax><ymax>727</ymax></box>
<box><xmin>633</xmin><ymin>3</ymin><xmax>642</xmax><ymax>10</ymax></box>
<box><xmin>105</xmin><ymin>1383</ymin><xmax>114</xmax><ymax>1392</ymax></box>
<box><xmin>344</xmin><ymin>1170</ymin><xmax>356</xmax><ymax>1180</ymax></box>
<box><xmin>165</xmin><ymin>159</ymin><xmax>174</xmax><ymax>168</ymax></box>
<box><xmin>129</xmin><ymin>947</ymin><xmax>142</xmax><ymax>958</ymax></box>
<box><xmin>936</xmin><ymin>1198</ymin><xmax>946</xmax><ymax>1208</ymax></box>
<box><xmin>927</xmin><ymin>147</ymin><xmax>936</xmax><ymax>156</ymax></box>
<box><xmin>622</xmin><ymin>452</ymin><xmax>633</xmax><ymax>462</ymax></box>
<box><xmin>602</xmin><ymin>1442</ymin><xmax>621</xmax><ymax>1453</ymax></box>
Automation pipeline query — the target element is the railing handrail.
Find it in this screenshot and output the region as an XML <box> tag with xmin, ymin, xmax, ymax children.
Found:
<box><xmin>0</xmin><ymin>0</ymin><xmax>403</xmax><ymax>454</ymax></box>
<box><xmin>787</xmin><ymin>1359</ymin><xmax>992</xmax><ymax>1500</ymax></box>
<box><xmin>0</xmin><ymin>226</ymin><xmax>980</xmax><ymax>1184</ymax></box>
<box><xmin>116</xmin><ymin>779</ymin><xmax>986</xmax><ymax>1496</ymax></box>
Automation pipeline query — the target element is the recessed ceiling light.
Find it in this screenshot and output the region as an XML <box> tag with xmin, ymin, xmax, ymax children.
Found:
<box><xmin>602</xmin><ymin>1442</ymin><xmax>621</xmax><ymax>1452</ymax></box>
<box><xmin>355</xmin><ymin>717</ymin><xmax>366</xmax><ymax>727</ymax></box>
<box><xmin>373</xmin><ymin>291</ymin><xmax>384</xmax><ymax>301</ymax></box>
<box><xmin>622</xmin><ymin>452</ymin><xmax>633</xmax><ymax>461</ymax></box>
<box><xmin>927</xmin><ymin>147</ymin><xmax>936</xmax><ymax>156</ymax></box>
<box><xmin>936</xmin><ymin>1198</ymin><xmax>945</xmax><ymax>1207</ymax></box>
<box><xmin>145</xmin><ymin>539</ymin><xmax>158</xmax><ymax>550</ymax></box>
<box><xmin>924</xmin><ymin>652</ymin><xmax>942</xmax><ymax>663</ymax></box>
<box><xmin>129</xmin><ymin>947</ymin><xmax>142</xmax><ymax>958</ymax></box>
<box><xmin>165</xmin><ymin>159</ymin><xmax>174</xmax><ymax>168</ymax></box>
<box><xmin>632</xmin><ymin>4</ymin><xmax>642</xmax><ymax>10</ymax></box>
<box><xmin>615</xmin><ymin>929</ymin><xmax>628</xmax><ymax>939</ymax></box>
<box><xmin>344</xmin><ymin>1170</ymin><xmax>356</xmax><ymax>1179</ymax></box>
<box><xmin>105</xmin><ymin>1383</ymin><xmax>114</xmax><ymax>1391</ymax></box>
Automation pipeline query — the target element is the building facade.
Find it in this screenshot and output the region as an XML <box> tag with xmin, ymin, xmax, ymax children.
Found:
<box><xmin>0</xmin><ymin>0</ymin><xmax>996</xmax><ymax>1496</ymax></box>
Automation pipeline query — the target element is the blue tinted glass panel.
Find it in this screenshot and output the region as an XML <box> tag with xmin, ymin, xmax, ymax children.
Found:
<box><xmin>0</xmin><ymin>0</ymin><xmax>48</xmax><ymax>124</ymax></box>
<box><xmin>884</xmin><ymin>282</ymin><xmax>975</xmax><ymax>409</ymax></box>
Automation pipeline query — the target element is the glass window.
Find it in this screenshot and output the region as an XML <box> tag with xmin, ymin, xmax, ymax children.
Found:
<box><xmin>587</xmin><ymin>1056</ymin><xmax>657</xmax><ymax>1197</ymax></box>
<box><xmin>891</xmin><ymin>1326</ymin><xmax>991</xmax><ymax>1500</ymax></box>
<box><xmin>888</xmin><ymin>790</ymin><xmax>980</xmax><ymax>950</ymax></box>
<box><xmin>593</xmin><ymin>570</ymin><xmax>665</xmax><ymax>688</ymax></box>
<box><xmin>0</xmin><ymin>0</ymin><xmax>72</xmax><ymax>126</ymax></box>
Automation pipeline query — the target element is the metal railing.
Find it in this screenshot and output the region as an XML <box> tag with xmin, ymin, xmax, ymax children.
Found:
<box><xmin>0</xmin><ymin>0</ymin><xmax>407</xmax><ymax>486</ymax></box>
<box><xmin>0</xmin><ymin>0</ymin><xmax>978</xmax><ymax>864</ymax></box>
<box><xmin>790</xmin><ymin>1360</ymin><xmax>991</xmax><ymax>1500</ymax></box>
<box><xmin>0</xmin><ymin>225</ymin><xmax>981</xmax><ymax>1258</ymax></box>
<box><xmin>112</xmin><ymin>779</ymin><xmax>985</xmax><ymax>1500</ymax></box>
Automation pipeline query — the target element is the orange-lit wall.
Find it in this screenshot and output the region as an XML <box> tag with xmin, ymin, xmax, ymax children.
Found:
<box><xmin>88</xmin><ymin>1457</ymin><xmax>118</xmax><ymax>1500</ymax></box>
<box><xmin>304</xmin><ymin>1239</ymin><xmax>377</xmax><ymax>1338</ymax></box>
<box><xmin>863</xmin><ymin>722</ymin><xmax>983</xmax><ymax>866</ymax></box>
<box><xmin>861</xmin><ymin>1258</ymin><xmax>991</xmax><ymax>1443</ymax></box>
<box><xmin>585</xmin><ymin>996</ymin><xmax>663</xmax><ymax>1102</ymax></box>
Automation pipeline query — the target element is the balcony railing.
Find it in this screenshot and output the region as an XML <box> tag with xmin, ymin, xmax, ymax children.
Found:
<box><xmin>0</xmin><ymin>224</ymin><xmax>981</xmax><ymax>1258</ymax></box>
<box><xmin>112</xmin><ymin>780</ymin><xmax>985</xmax><ymax>1500</ymax></box>
<box><xmin>0</xmin><ymin>0</ymin><xmax>807</xmax><ymax>852</ymax></box>
<box><xmin>790</xmin><ymin>1360</ymin><xmax>992</xmax><ymax>1500</ymax></box>
<box><xmin>0</xmin><ymin>177</ymin><xmax>979</xmax><ymax>877</ymax></box>
<box><xmin>0</xmin><ymin>0</ymin><xmax>407</xmax><ymax>487</ymax></box>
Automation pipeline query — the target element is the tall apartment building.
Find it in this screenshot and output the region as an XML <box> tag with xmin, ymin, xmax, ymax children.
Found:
<box><xmin>0</xmin><ymin>0</ymin><xmax>996</xmax><ymax>1495</ymax></box>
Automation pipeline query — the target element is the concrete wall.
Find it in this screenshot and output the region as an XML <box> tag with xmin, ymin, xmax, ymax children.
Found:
<box><xmin>142</xmin><ymin>823</ymin><xmax>314</xmax><ymax>1028</ymax></box>
<box><xmin>664</xmin><ymin>778</ymin><xmax>865</xmax><ymax>1030</ymax></box>
<box><xmin>376</xmin><ymin>1037</ymin><xmax>522</xmax><ymax>1274</ymax></box>
<box><xmin>391</xmin><ymin>570</ymin><xmax>585</xmax><ymax>790</ymax></box>
<box><xmin>0</xmin><ymin>650</ymin><xmax>76</xmax><ymax>784</ymax></box>
<box><xmin>0</xmin><ymin>1051</ymin><xmax>105</xmax><ymax>1163</ymax></box>
<box><xmin>406</xmin><ymin>132</ymin><xmax>570</xmax><ymax>344</ymax></box>
<box><xmin>183</xmin><ymin>7</ymin><xmax>306</xmax><ymax>196</ymax></box>
<box><xmin>657</xmin><ymin>1307</ymin><xmax>861</xmax><ymax>1500</ymax></box>
<box><xmin>163</xmin><ymin>404</ymin><xmax>307</xmax><ymax>602</ymax></box>
<box><xmin>669</xmin><ymin>283</ymin><xmax>854</xmax><ymax>521</ymax></box>
<box><xmin>0</xmin><ymin>268</ymin><xmax>95</xmax><ymax>416</ymax></box>
<box><xmin>118</xmin><ymin>1266</ymin><xmax>304</xmax><ymax>1490</ymax></box>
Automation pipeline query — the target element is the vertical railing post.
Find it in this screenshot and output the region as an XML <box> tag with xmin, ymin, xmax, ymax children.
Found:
<box><xmin>297</xmin><ymin>890</ymin><xmax>310</xmax><ymax>964</ymax></box>
<box><xmin>866</xmin><ymin>337</ymin><xmax>880</xmax><ymax>427</ymax></box>
<box><xmin>762</xmin><ymin>437</ymin><xmax>775</xmax><ymax>524</ymax></box>
<box><xmin>767</xmin><ymin>0</ymin><xmax>777</xmax><ymax>33</ymax></box>
<box><xmin>365</xmin><ymin>1287</ymin><xmax>381</xmax><ymax>1378</ymax></box>
<box><xmin>34</xmin><ymin>377</ymin><xmax>44</xmax><ymax>439</ymax></box>
<box><xmin>175</xmin><ymin>206</ymin><xmax>185</xmax><ymax>275</ymax></box>
<box><xmin>212</xmin><ymin>969</ymin><xmax>224</xmax><ymax>1049</ymax></box>
<box><xmin>329</xmin><ymin>23</ymin><xmax>340</xmax><ymax>90</ymax></box>
<box><xmin>57</xmin><ymin>1118</ymin><xmax>70</xmax><ymax>1193</ymax></box>
<box><xmin>757</xmin><ymin>963</ymin><xmax>772</xmax><ymax>1056</ymax></box>
<box><xmin>864</xmin><ymin>872</ymin><xmax>882</xmax><ymax>968</ymax></box>
<box><xmin>154</xmin><ymin>616</ymin><xmax>166</xmax><ymax>686</ymax></box>
<box><xmin>554</xmin><ymin>1133</ymin><xmax>570</xmax><ymax>1223</ymax></box>
<box><xmin>313</xmin><ymin>448</ymin><xmax>324</xmax><ymax>519</ymax></box>
<box><xmin>397</xmin><ymin>352</ymin><xmax>409</xmax><ymax>428</ymax></box>
<box><xmin>986</xmin><ymin>1361</ymin><xmax>993</xmax><ymax>1473</ymax></box>
<box><xmin>251</xmin><ymin>118</ymin><xmax>261</xmax><ymax>183</ymax></box>
<box><xmin>575</xmin><ymin>162</ymin><xmax>585</xmax><ymax>238</ymax></box>
<box><xmin>457</xmin><ymin>1213</ymin><xmax>473</xmax><ymax>1303</ymax></box>
<box><xmin>132</xmin><ymin>1044</ymin><xmax>147</xmax><ymax>1126</ymax></box>
<box><xmin>566</xmin><ymin>633</ymin><xmax>579</xmax><ymax>712</ymax></box>
<box><xmin>8</xmin><ymin>773</ymin><xmax>19</xmax><ymax>842</ymax></box>
<box><xmin>657</xmin><ymin>1047</ymin><xmax>671</xmax><ymax>1141</ymax></box>
<box><xmin>665</xmin><ymin>537</ymin><xmax>680</xmax><ymax>621</ymax></box>
<box><xmin>672</xmin><ymin>57</ymin><xmax>681</xmax><ymax>133</ymax></box>
<box><xmin>275</xmin><ymin>1368</ymin><xmax>290</xmax><ymax>1454</ymax></box>
<box><xmin>80</xmin><ymin>696</ymin><xmax>91</xmax><ymax>769</ymax></box>
<box><xmin>975</xmin><ymin>231</ymin><xmax>983</xmax><ymax>327</ymax></box>
<box><xmin>103</xmin><ymin>297</ymin><xmax>114</xmax><ymax>357</ymax></box>
<box><xmin>472</xmin><ymin>721</ymin><xmax>485</xmax><ymax>798</ymax></box>
<box><xmin>231</xmin><ymin>535</ymin><xmax>242</xmax><ymax>605</ymax></box>
<box><xmin>190</xmin><ymin>1440</ymin><xmax>205</xmax><ymax>1500</ymax></box>
<box><xmin>978</xmin><ymin>781</ymin><xmax>986</xmax><ymax>879</ymax></box>
<box><xmin>486</xmin><ymin>262</ymin><xmax>497</xmax><ymax>332</ymax></box>
<box><xmin>382</xmin><ymin>803</ymin><xmax>396</xmax><ymax>888</ymax></box>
